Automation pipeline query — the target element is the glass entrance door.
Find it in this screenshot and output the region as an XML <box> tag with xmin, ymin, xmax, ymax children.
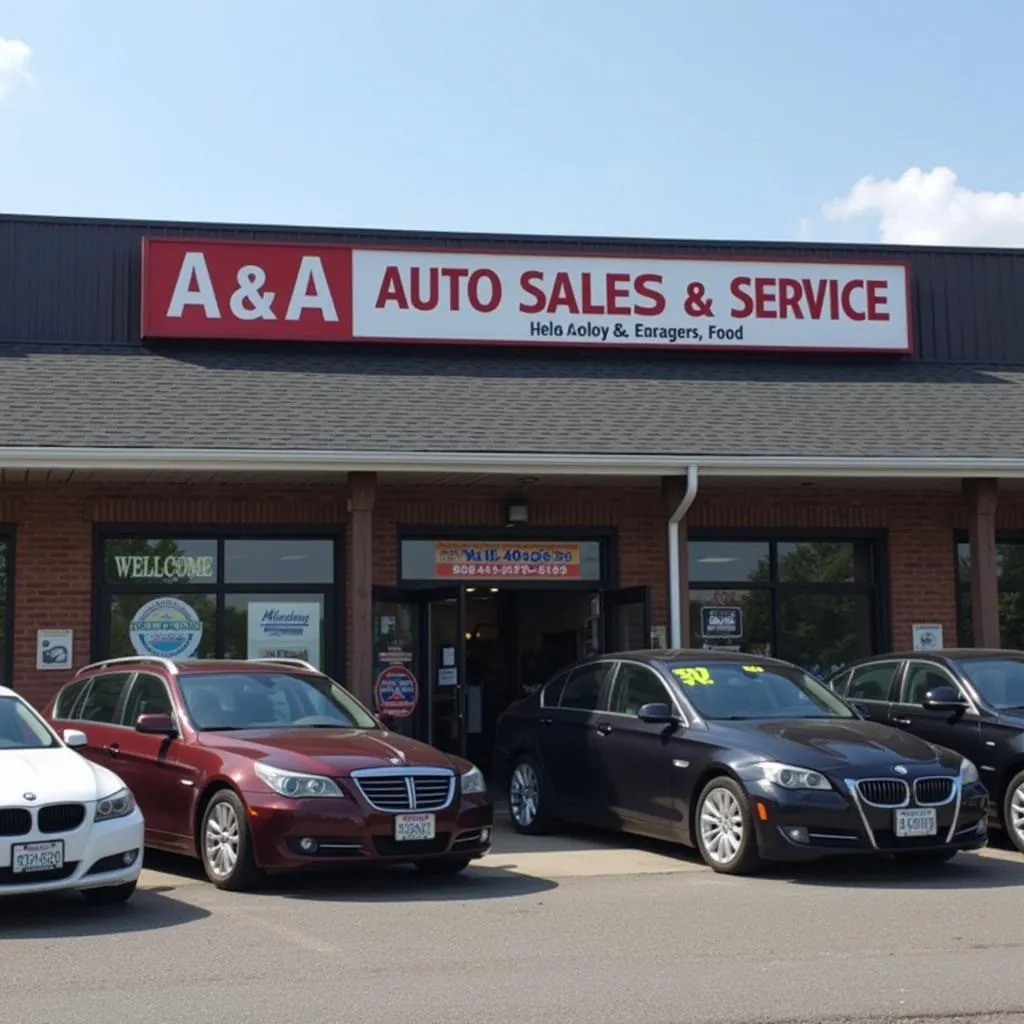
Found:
<box><xmin>370</xmin><ymin>586</ymin><xmax>465</xmax><ymax>753</ymax></box>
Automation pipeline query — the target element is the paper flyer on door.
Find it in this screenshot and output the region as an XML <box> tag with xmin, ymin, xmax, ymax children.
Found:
<box><xmin>246</xmin><ymin>601</ymin><xmax>321</xmax><ymax>668</ymax></box>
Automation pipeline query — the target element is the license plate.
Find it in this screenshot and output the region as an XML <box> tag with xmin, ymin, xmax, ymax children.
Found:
<box><xmin>12</xmin><ymin>840</ymin><xmax>64</xmax><ymax>874</ymax></box>
<box><xmin>394</xmin><ymin>813</ymin><xmax>436</xmax><ymax>841</ymax></box>
<box><xmin>894</xmin><ymin>808</ymin><xmax>938</xmax><ymax>838</ymax></box>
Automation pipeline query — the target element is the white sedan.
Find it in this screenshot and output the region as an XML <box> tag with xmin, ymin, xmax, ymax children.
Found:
<box><xmin>0</xmin><ymin>685</ymin><xmax>144</xmax><ymax>904</ymax></box>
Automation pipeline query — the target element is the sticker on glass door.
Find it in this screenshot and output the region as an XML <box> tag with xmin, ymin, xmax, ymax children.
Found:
<box><xmin>246</xmin><ymin>601</ymin><xmax>322</xmax><ymax>668</ymax></box>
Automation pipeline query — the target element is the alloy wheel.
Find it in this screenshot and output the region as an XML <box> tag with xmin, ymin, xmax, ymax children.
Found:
<box><xmin>510</xmin><ymin>762</ymin><xmax>540</xmax><ymax>828</ymax></box>
<box><xmin>205</xmin><ymin>801</ymin><xmax>241</xmax><ymax>880</ymax></box>
<box><xmin>1010</xmin><ymin>781</ymin><xmax>1024</xmax><ymax>847</ymax></box>
<box><xmin>699</xmin><ymin>786</ymin><xmax>745</xmax><ymax>866</ymax></box>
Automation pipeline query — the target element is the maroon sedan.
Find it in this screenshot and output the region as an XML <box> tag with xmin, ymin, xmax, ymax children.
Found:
<box><xmin>43</xmin><ymin>657</ymin><xmax>493</xmax><ymax>890</ymax></box>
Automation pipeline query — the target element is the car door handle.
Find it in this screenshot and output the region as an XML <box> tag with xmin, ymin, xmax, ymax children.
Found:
<box><xmin>103</xmin><ymin>743</ymin><xmax>120</xmax><ymax>757</ymax></box>
<box><xmin>890</xmin><ymin>717</ymin><xmax>912</xmax><ymax>728</ymax></box>
<box><xmin>596</xmin><ymin>723</ymin><xmax>613</xmax><ymax>736</ymax></box>
<box><xmin>538</xmin><ymin>717</ymin><xmax>553</xmax><ymax>727</ymax></box>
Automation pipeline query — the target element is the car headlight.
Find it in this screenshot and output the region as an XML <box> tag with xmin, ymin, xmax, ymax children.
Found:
<box><xmin>460</xmin><ymin>765</ymin><xmax>487</xmax><ymax>795</ymax></box>
<box><xmin>759</xmin><ymin>762</ymin><xmax>832</xmax><ymax>791</ymax></box>
<box><xmin>254</xmin><ymin>761</ymin><xmax>345</xmax><ymax>798</ymax></box>
<box><xmin>960</xmin><ymin>759</ymin><xmax>980</xmax><ymax>785</ymax></box>
<box><xmin>95</xmin><ymin>788</ymin><xmax>136</xmax><ymax>821</ymax></box>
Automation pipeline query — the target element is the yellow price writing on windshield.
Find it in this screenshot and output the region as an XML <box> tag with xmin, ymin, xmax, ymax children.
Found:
<box><xmin>673</xmin><ymin>666</ymin><xmax>714</xmax><ymax>687</ymax></box>
<box><xmin>742</xmin><ymin>665</ymin><xmax>765</xmax><ymax>674</ymax></box>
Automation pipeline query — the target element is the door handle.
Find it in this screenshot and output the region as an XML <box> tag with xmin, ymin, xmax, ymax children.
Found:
<box><xmin>596</xmin><ymin>723</ymin><xmax>613</xmax><ymax>736</ymax></box>
<box><xmin>890</xmin><ymin>717</ymin><xmax>911</xmax><ymax>728</ymax></box>
<box><xmin>104</xmin><ymin>743</ymin><xmax>120</xmax><ymax>757</ymax></box>
<box><xmin>538</xmin><ymin>717</ymin><xmax>553</xmax><ymax>727</ymax></box>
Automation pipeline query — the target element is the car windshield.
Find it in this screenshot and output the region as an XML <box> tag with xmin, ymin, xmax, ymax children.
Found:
<box><xmin>666</xmin><ymin>660</ymin><xmax>855</xmax><ymax>720</ymax></box>
<box><xmin>178</xmin><ymin>671</ymin><xmax>379</xmax><ymax>731</ymax></box>
<box><xmin>0</xmin><ymin>696</ymin><xmax>57</xmax><ymax>750</ymax></box>
<box><xmin>955</xmin><ymin>657</ymin><xmax>1024</xmax><ymax>711</ymax></box>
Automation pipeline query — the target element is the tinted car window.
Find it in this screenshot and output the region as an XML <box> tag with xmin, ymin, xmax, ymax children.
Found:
<box><xmin>559</xmin><ymin>663</ymin><xmax>613</xmax><ymax>711</ymax></box>
<box><xmin>955</xmin><ymin>657</ymin><xmax>1024</xmax><ymax>711</ymax></box>
<box><xmin>610</xmin><ymin>664</ymin><xmax>671</xmax><ymax>716</ymax></box>
<box><xmin>667</xmin><ymin>660</ymin><xmax>854</xmax><ymax>720</ymax></box>
<box><xmin>846</xmin><ymin>662</ymin><xmax>899</xmax><ymax>702</ymax></box>
<box><xmin>122</xmin><ymin>673</ymin><xmax>174</xmax><ymax>724</ymax></box>
<box><xmin>77</xmin><ymin>672</ymin><xmax>134</xmax><ymax>723</ymax></box>
<box><xmin>178</xmin><ymin>671</ymin><xmax>378</xmax><ymax>731</ymax></box>
<box><xmin>540</xmin><ymin>670</ymin><xmax>569</xmax><ymax>708</ymax></box>
<box><xmin>828</xmin><ymin>669</ymin><xmax>851</xmax><ymax>694</ymax></box>
<box><xmin>902</xmin><ymin>663</ymin><xmax>960</xmax><ymax>705</ymax></box>
<box><xmin>53</xmin><ymin>679</ymin><xmax>89</xmax><ymax>720</ymax></box>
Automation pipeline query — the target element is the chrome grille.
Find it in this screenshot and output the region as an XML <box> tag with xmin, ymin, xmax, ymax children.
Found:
<box><xmin>0</xmin><ymin>808</ymin><xmax>31</xmax><ymax>837</ymax></box>
<box><xmin>352</xmin><ymin>771</ymin><xmax>455</xmax><ymax>812</ymax></box>
<box><xmin>913</xmin><ymin>777</ymin><xmax>955</xmax><ymax>806</ymax></box>
<box><xmin>39</xmin><ymin>803</ymin><xmax>86</xmax><ymax>833</ymax></box>
<box><xmin>856</xmin><ymin>779</ymin><xmax>909</xmax><ymax>807</ymax></box>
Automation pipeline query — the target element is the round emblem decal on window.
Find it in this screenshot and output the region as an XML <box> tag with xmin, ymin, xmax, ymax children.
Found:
<box><xmin>129</xmin><ymin>597</ymin><xmax>204</xmax><ymax>659</ymax></box>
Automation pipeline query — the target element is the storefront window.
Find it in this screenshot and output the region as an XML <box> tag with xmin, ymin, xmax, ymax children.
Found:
<box><xmin>96</xmin><ymin>532</ymin><xmax>341</xmax><ymax>675</ymax></box>
<box><xmin>0</xmin><ymin>536</ymin><xmax>8</xmax><ymax>685</ymax></box>
<box><xmin>956</xmin><ymin>538</ymin><xmax>1024</xmax><ymax>647</ymax></box>
<box><xmin>688</xmin><ymin>536</ymin><xmax>882</xmax><ymax>676</ymax></box>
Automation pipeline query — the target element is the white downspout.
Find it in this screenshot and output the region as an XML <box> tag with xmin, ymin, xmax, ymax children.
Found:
<box><xmin>668</xmin><ymin>465</ymin><xmax>699</xmax><ymax>649</ymax></box>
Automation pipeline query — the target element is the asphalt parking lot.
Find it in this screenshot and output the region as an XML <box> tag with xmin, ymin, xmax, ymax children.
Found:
<box><xmin>4</xmin><ymin>819</ymin><xmax>1024</xmax><ymax>1024</ymax></box>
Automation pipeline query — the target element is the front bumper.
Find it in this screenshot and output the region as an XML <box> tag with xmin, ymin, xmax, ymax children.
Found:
<box><xmin>241</xmin><ymin>789</ymin><xmax>494</xmax><ymax>871</ymax></box>
<box><xmin>0</xmin><ymin>809</ymin><xmax>144</xmax><ymax>897</ymax></box>
<box><xmin>742</xmin><ymin>776</ymin><xmax>989</xmax><ymax>862</ymax></box>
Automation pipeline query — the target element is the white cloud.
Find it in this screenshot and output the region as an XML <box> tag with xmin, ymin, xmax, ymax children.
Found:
<box><xmin>0</xmin><ymin>36</ymin><xmax>32</xmax><ymax>100</ymax></box>
<box><xmin>824</xmin><ymin>166</ymin><xmax>1024</xmax><ymax>247</ymax></box>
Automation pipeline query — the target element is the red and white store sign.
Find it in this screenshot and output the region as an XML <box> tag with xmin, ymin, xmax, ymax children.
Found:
<box><xmin>140</xmin><ymin>238</ymin><xmax>913</xmax><ymax>353</ymax></box>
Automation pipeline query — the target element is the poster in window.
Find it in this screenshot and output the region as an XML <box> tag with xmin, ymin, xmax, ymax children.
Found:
<box><xmin>246</xmin><ymin>601</ymin><xmax>322</xmax><ymax>669</ymax></box>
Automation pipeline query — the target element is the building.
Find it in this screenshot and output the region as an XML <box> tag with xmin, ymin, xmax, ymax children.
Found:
<box><xmin>1</xmin><ymin>213</ymin><xmax>1022</xmax><ymax>764</ymax></box>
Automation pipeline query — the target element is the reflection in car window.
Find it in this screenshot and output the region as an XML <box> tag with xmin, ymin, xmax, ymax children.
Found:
<box><xmin>78</xmin><ymin>673</ymin><xmax>133</xmax><ymax>723</ymax></box>
<box><xmin>846</xmin><ymin>662</ymin><xmax>899</xmax><ymax>702</ymax></box>
<box><xmin>178</xmin><ymin>671</ymin><xmax>378</xmax><ymax>731</ymax></box>
<box><xmin>953</xmin><ymin>657</ymin><xmax>1024</xmax><ymax>710</ymax></box>
<box><xmin>54</xmin><ymin>679</ymin><xmax>89</xmax><ymax>720</ymax></box>
<box><xmin>0</xmin><ymin>696</ymin><xmax>56</xmax><ymax>749</ymax></box>
<box><xmin>122</xmin><ymin>673</ymin><xmax>174</xmax><ymax>724</ymax></box>
<box><xmin>611</xmin><ymin>664</ymin><xmax>671</xmax><ymax>716</ymax></box>
<box><xmin>666</xmin><ymin>661</ymin><xmax>854</xmax><ymax>720</ymax></box>
<box><xmin>559</xmin><ymin>663</ymin><xmax>613</xmax><ymax>711</ymax></box>
<box><xmin>540</xmin><ymin>670</ymin><xmax>569</xmax><ymax>708</ymax></box>
<box><xmin>902</xmin><ymin>663</ymin><xmax>959</xmax><ymax>705</ymax></box>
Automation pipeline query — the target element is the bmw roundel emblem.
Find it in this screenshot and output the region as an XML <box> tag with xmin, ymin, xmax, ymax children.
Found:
<box><xmin>893</xmin><ymin>765</ymin><xmax>908</xmax><ymax>776</ymax></box>
<box><xmin>22</xmin><ymin>792</ymin><xmax>36</xmax><ymax>801</ymax></box>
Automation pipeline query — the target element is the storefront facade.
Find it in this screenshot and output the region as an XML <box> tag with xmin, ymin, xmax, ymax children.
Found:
<box><xmin>2</xmin><ymin>214</ymin><xmax>1024</xmax><ymax>761</ymax></box>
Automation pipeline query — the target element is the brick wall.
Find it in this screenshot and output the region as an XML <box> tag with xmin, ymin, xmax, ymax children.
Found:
<box><xmin>3</xmin><ymin>477</ymin><xmax>1022</xmax><ymax>709</ymax></box>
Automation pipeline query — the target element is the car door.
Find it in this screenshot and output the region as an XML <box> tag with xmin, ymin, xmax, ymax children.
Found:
<box><xmin>61</xmin><ymin>671</ymin><xmax>136</xmax><ymax>769</ymax></box>
<box><xmin>536</xmin><ymin>660</ymin><xmax>616</xmax><ymax>818</ymax></box>
<box><xmin>839</xmin><ymin>660</ymin><xmax>904</xmax><ymax>724</ymax></box>
<box><xmin>888</xmin><ymin>659</ymin><xmax>984</xmax><ymax>766</ymax></box>
<box><xmin>592</xmin><ymin>660</ymin><xmax>690</xmax><ymax>838</ymax></box>
<box><xmin>114</xmin><ymin>671</ymin><xmax>198</xmax><ymax>846</ymax></box>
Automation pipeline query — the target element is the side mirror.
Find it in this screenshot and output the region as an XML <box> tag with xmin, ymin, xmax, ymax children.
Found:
<box><xmin>921</xmin><ymin>685</ymin><xmax>968</xmax><ymax>712</ymax></box>
<box><xmin>136</xmin><ymin>712</ymin><xmax>177</xmax><ymax>736</ymax></box>
<box><xmin>62</xmin><ymin>728</ymin><xmax>87</xmax><ymax>749</ymax></box>
<box><xmin>636</xmin><ymin>702</ymin><xmax>677</xmax><ymax>724</ymax></box>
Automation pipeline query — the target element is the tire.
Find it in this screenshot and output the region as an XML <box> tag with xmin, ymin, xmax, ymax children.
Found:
<box><xmin>414</xmin><ymin>856</ymin><xmax>472</xmax><ymax>877</ymax></box>
<box><xmin>894</xmin><ymin>849</ymin><xmax>958</xmax><ymax>865</ymax></box>
<box><xmin>693</xmin><ymin>776</ymin><xmax>762</xmax><ymax>876</ymax></box>
<box><xmin>200</xmin><ymin>790</ymin><xmax>262</xmax><ymax>891</ymax></box>
<box><xmin>507</xmin><ymin>754</ymin><xmax>555</xmax><ymax>835</ymax></box>
<box><xmin>81</xmin><ymin>879</ymin><xmax>137</xmax><ymax>905</ymax></box>
<box><xmin>1002</xmin><ymin>769</ymin><xmax>1024</xmax><ymax>854</ymax></box>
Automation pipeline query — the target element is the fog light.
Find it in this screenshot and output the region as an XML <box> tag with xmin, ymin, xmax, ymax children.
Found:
<box><xmin>481</xmin><ymin>828</ymin><xmax>491</xmax><ymax>843</ymax></box>
<box><xmin>122</xmin><ymin>849</ymin><xmax>138</xmax><ymax>865</ymax></box>
<box><xmin>299</xmin><ymin>837</ymin><xmax>319</xmax><ymax>853</ymax></box>
<box><xmin>783</xmin><ymin>827</ymin><xmax>809</xmax><ymax>844</ymax></box>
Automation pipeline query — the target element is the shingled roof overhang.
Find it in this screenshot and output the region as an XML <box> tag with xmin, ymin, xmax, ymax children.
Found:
<box><xmin>3</xmin><ymin>343</ymin><xmax>1024</xmax><ymax>478</ymax></box>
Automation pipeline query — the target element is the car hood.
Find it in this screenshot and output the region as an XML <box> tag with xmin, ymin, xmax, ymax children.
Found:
<box><xmin>0</xmin><ymin>746</ymin><xmax>126</xmax><ymax>805</ymax></box>
<box><xmin>711</xmin><ymin>717</ymin><xmax>961</xmax><ymax>772</ymax></box>
<box><xmin>200</xmin><ymin>727</ymin><xmax>462</xmax><ymax>775</ymax></box>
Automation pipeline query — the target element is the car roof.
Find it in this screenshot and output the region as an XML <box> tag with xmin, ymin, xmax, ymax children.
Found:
<box><xmin>73</xmin><ymin>657</ymin><xmax>321</xmax><ymax>678</ymax></box>
<box><xmin>838</xmin><ymin>648</ymin><xmax>1023</xmax><ymax>670</ymax></box>
<box><xmin>596</xmin><ymin>648</ymin><xmax>794</xmax><ymax>669</ymax></box>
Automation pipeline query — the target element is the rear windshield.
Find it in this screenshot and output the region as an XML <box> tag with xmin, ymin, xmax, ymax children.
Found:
<box><xmin>954</xmin><ymin>657</ymin><xmax>1024</xmax><ymax>711</ymax></box>
<box><xmin>0</xmin><ymin>696</ymin><xmax>57</xmax><ymax>750</ymax></box>
<box><xmin>665</xmin><ymin>660</ymin><xmax>854</xmax><ymax>720</ymax></box>
<box><xmin>178</xmin><ymin>671</ymin><xmax>378</xmax><ymax>731</ymax></box>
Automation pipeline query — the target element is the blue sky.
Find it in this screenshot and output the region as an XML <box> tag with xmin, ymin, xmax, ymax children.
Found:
<box><xmin>1</xmin><ymin>0</ymin><xmax>1022</xmax><ymax>244</ymax></box>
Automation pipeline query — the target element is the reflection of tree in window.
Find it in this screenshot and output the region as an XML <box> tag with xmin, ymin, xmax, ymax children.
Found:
<box><xmin>105</xmin><ymin>537</ymin><xmax>188</xmax><ymax>581</ymax></box>
<box><xmin>957</xmin><ymin>541</ymin><xmax>1024</xmax><ymax>648</ymax></box>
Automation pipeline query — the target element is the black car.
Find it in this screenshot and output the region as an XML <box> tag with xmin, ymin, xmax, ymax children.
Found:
<box><xmin>826</xmin><ymin>648</ymin><xmax>1024</xmax><ymax>854</ymax></box>
<box><xmin>493</xmin><ymin>649</ymin><xmax>988</xmax><ymax>875</ymax></box>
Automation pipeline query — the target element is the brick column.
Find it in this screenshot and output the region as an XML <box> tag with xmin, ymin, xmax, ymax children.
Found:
<box><xmin>348</xmin><ymin>472</ymin><xmax>376</xmax><ymax>704</ymax></box>
<box><xmin>963</xmin><ymin>478</ymin><xmax>1000</xmax><ymax>648</ymax></box>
